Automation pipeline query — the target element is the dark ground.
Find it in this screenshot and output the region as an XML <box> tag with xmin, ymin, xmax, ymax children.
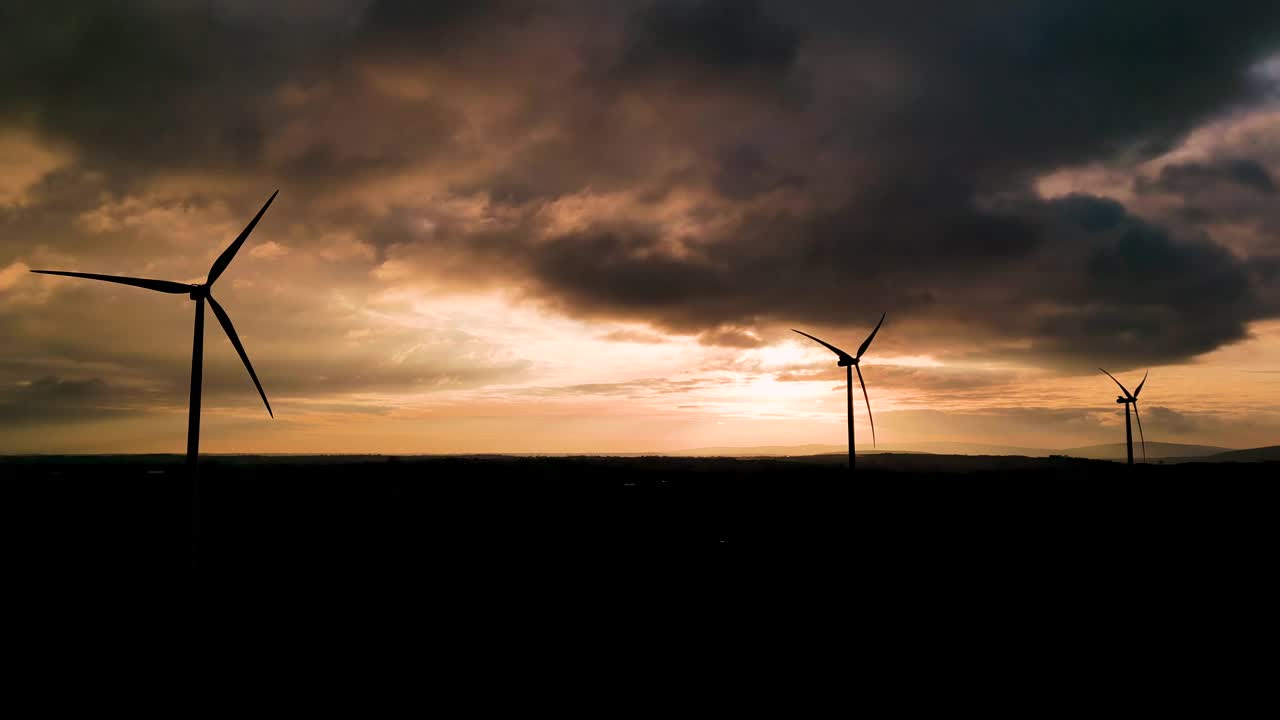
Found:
<box><xmin>4</xmin><ymin>453</ymin><xmax>1267</xmax><ymax>706</ymax></box>
<box><xmin>2</xmin><ymin>454</ymin><xmax>1275</xmax><ymax>576</ymax></box>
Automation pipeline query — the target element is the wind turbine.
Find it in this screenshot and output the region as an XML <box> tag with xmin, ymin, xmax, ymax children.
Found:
<box><xmin>1100</xmin><ymin>368</ymin><xmax>1147</xmax><ymax>465</ymax></box>
<box><xmin>31</xmin><ymin>190</ymin><xmax>279</xmax><ymax>467</ymax></box>
<box><xmin>793</xmin><ymin>313</ymin><xmax>885</xmax><ymax>473</ymax></box>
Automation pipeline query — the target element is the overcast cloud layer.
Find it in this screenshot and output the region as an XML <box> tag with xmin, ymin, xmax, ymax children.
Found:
<box><xmin>3</xmin><ymin>1</ymin><xmax>1280</xmax><ymax>450</ymax></box>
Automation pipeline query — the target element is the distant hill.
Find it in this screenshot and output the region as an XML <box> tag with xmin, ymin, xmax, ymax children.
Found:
<box><xmin>666</xmin><ymin>444</ymin><xmax>846</xmax><ymax>457</ymax></box>
<box><xmin>665</xmin><ymin>443</ymin><xmax>1035</xmax><ymax>457</ymax></box>
<box><xmin>1172</xmin><ymin>445</ymin><xmax>1280</xmax><ymax>463</ymax></box>
<box><xmin>880</xmin><ymin>441</ymin><xmax>1053</xmax><ymax>457</ymax></box>
<box><xmin>1059</xmin><ymin>442</ymin><xmax>1232</xmax><ymax>461</ymax></box>
<box><xmin>666</xmin><ymin>442</ymin><xmax>1053</xmax><ymax>457</ymax></box>
<box><xmin>664</xmin><ymin>440</ymin><xmax>1259</xmax><ymax>462</ymax></box>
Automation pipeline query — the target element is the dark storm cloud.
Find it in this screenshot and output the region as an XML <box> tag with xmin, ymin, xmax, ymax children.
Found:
<box><xmin>5</xmin><ymin>1</ymin><xmax>1280</xmax><ymax>371</ymax></box>
<box><xmin>1018</xmin><ymin>195</ymin><xmax>1265</xmax><ymax>366</ymax></box>
<box><xmin>0</xmin><ymin>0</ymin><xmax>535</xmax><ymax>180</ymax></box>
<box><xmin>1136</xmin><ymin>158</ymin><xmax>1277</xmax><ymax>196</ymax></box>
<box><xmin>619</xmin><ymin>0</ymin><xmax>800</xmax><ymax>84</ymax></box>
<box><xmin>527</xmin><ymin>228</ymin><xmax>729</xmax><ymax>315</ymax></box>
<box><xmin>0</xmin><ymin>1</ymin><xmax>276</xmax><ymax>174</ymax></box>
<box><xmin>475</xmin><ymin>191</ymin><xmax>1268</xmax><ymax>368</ymax></box>
<box><xmin>711</xmin><ymin>144</ymin><xmax>806</xmax><ymax>200</ymax></box>
<box><xmin>494</xmin><ymin>1</ymin><xmax>1280</xmax><ymax>367</ymax></box>
<box><xmin>1124</xmin><ymin>146</ymin><xmax>1280</xmax><ymax>258</ymax></box>
<box><xmin>807</xmin><ymin>2</ymin><xmax>1280</xmax><ymax>176</ymax></box>
<box><xmin>354</xmin><ymin>0</ymin><xmax>545</xmax><ymax>54</ymax></box>
<box><xmin>0</xmin><ymin>376</ymin><xmax>131</xmax><ymax>425</ymax></box>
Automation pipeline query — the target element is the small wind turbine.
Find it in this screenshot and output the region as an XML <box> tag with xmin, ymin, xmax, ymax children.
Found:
<box><xmin>31</xmin><ymin>190</ymin><xmax>279</xmax><ymax>466</ymax></box>
<box><xmin>1100</xmin><ymin>368</ymin><xmax>1147</xmax><ymax>465</ymax></box>
<box><xmin>793</xmin><ymin>313</ymin><xmax>885</xmax><ymax>473</ymax></box>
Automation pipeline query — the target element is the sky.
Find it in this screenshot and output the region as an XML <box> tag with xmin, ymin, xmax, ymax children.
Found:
<box><xmin>3</xmin><ymin>0</ymin><xmax>1280</xmax><ymax>454</ymax></box>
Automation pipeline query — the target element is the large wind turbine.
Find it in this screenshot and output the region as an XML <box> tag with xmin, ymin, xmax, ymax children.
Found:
<box><xmin>793</xmin><ymin>313</ymin><xmax>885</xmax><ymax>472</ymax></box>
<box><xmin>1100</xmin><ymin>368</ymin><xmax>1148</xmax><ymax>465</ymax></box>
<box><xmin>31</xmin><ymin>190</ymin><xmax>279</xmax><ymax>467</ymax></box>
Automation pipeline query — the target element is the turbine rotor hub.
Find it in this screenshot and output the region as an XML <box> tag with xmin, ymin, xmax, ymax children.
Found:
<box><xmin>189</xmin><ymin>284</ymin><xmax>208</xmax><ymax>300</ymax></box>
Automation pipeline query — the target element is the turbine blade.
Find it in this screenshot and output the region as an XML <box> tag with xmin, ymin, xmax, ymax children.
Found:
<box><xmin>207</xmin><ymin>190</ymin><xmax>278</xmax><ymax>286</ymax></box>
<box><xmin>1133</xmin><ymin>402</ymin><xmax>1147</xmax><ymax>463</ymax></box>
<box><xmin>30</xmin><ymin>270</ymin><xmax>189</xmax><ymax>294</ymax></box>
<box><xmin>855</xmin><ymin>312</ymin><xmax>886</xmax><ymax>360</ymax></box>
<box><xmin>855</xmin><ymin>364</ymin><xmax>876</xmax><ymax>448</ymax></box>
<box><xmin>1133</xmin><ymin>370</ymin><xmax>1149</xmax><ymax>398</ymax></box>
<box><xmin>791</xmin><ymin>329</ymin><xmax>855</xmax><ymax>364</ymax></box>
<box><xmin>1099</xmin><ymin>368</ymin><xmax>1133</xmax><ymax>399</ymax></box>
<box><xmin>207</xmin><ymin>294</ymin><xmax>272</xmax><ymax>418</ymax></box>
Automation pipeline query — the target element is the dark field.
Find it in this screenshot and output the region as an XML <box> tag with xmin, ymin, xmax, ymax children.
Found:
<box><xmin>5</xmin><ymin>453</ymin><xmax>1274</xmax><ymax>576</ymax></box>
<box><xmin>3</xmin><ymin>454</ymin><xmax>1276</xmax><ymax>573</ymax></box>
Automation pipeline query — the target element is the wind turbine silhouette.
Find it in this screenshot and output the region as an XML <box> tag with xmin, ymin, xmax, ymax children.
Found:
<box><xmin>31</xmin><ymin>190</ymin><xmax>279</xmax><ymax>467</ymax></box>
<box><xmin>1100</xmin><ymin>368</ymin><xmax>1147</xmax><ymax>465</ymax></box>
<box><xmin>793</xmin><ymin>313</ymin><xmax>885</xmax><ymax>473</ymax></box>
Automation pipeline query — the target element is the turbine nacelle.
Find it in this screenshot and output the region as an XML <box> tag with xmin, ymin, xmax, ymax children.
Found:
<box><xmin>838</xmin><ymin>357</ymin><xmax>857</xmax><ymax>367</ymax></box>
<box><xmin>189</xmin><ymin>284</ymin><xmax>208</xmax><ymax>300</ymax></box>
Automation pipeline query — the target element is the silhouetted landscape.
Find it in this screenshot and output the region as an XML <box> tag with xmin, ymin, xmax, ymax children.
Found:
<box><xmin>7</xmin><ymin>4</ymin><xmax>1280</xmax><ymax>583</ymax></box>
<box><xmin>660</xmin><ymin>442</ymin><xmax>1280</xmax><ymax>462</ymax></box>
<box><xmin>5</xmin><ymin>453</ymin><xmax>1276</xmax><ymax>570</ymax></box>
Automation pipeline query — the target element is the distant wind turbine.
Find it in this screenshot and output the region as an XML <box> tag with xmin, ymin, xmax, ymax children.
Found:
<box><xmin>1100</xmin><ymin>368</ymin><xmax>1148</xmax><ymax>465</ymax></box>
<box><xmin>793</xmin><ymin>313</ymin><xmax>885</xmax><ymax>473</ymax></box>
<box><xmin>31</xmin><ymin>190</ymin><xmax>279</xmax><ymax>467</ymax></box>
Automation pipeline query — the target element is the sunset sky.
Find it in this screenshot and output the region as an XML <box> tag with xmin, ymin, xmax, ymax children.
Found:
<box><xmin>3</xmin><ymin>1</ymin><xmax>1280</xmax><ymax>454</ymax></box>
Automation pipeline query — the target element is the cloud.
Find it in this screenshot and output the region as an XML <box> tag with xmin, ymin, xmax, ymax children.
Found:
<box><xmin>1015</xmin><ymin>194</ymin><xmax>1266</xmax><ymax>368</ymax></box>
<box><xmin>249</xmin><ymin>241</ymin><xmax>289</xmax><ymax>259</ymax></box>
<box><xmin>698</xmin><ymin>325</ymin><xmax>765</xmax><ymax>348</ymax></box>
<box><xmin>518</xmin><ymin>377</ymin><xmax>733</xmax><ymax>398</ymax></box>
<box><xmin>0</xmin><ymin>261</ymin><xmax>30</xmax><ymax>291</ymax></box>
<box><xmin>353</xmin><ymin>0</ymin><xmax>545</xmax><ymax>58</ymax></box>
<box><xmin>1119</xmin><ymin>404</ymin><xmax>1280</xmax><ymax>447</ymax></box>
<box><xmin>1110</xmin><ymin>111</ymin><xmax>1280</xmax><ymax>253</ymax></box>
<box><xmin>1136</xmin><ymin>158</ymin><xmax>1277</xmax><ymax>196</ymax></box>
<box><xmin>5</xmin><ymin>0</ymin><xmax>1280</xmax><ymax>387</ymax></box>
<box><xmin>0</xmin><ymin>375</ymin><xmax>131</xmax><ymax>426</ymax></box>
<box><xmin>0</xmin><ymin>129</ymin><xmax>73</xmax><ymax>207</ymax></box>
<box><xmin>598</xmin><ymin>328</ymin><xmax>669</xmax><ymax>344</ymax></box>
<box><xmin>618</xmin><ymin>0</ymin><xmax>801</xmax><ymax>87</ymax></box>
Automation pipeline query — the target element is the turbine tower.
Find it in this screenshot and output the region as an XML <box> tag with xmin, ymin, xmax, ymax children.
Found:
<box><xmin>31</xmin><ymin>190</ymin><xmax>279</xmax><ymax>466</ymax></box>
<box><xmin>793</xmin><ymin>313</ymin><xmax>885</xmax><ymax>473</ymax></box>
<box><xmin>1100</xmin><ymin>368</ymin><xmax>1148</xmax><ymax>465</ymax></box>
